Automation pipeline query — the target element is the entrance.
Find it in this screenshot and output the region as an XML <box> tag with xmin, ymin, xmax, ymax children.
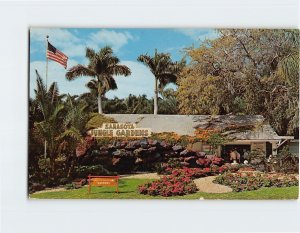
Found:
<box><xmin>221</xmin><ymin>145</ymin><xmax>251</xmax><ymax>163</ymax></box>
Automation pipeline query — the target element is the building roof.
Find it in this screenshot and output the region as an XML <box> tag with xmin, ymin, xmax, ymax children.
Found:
<box><xmin>105</xmin><ymin>114</ymin><xmax>283</xmax><ymax>140</ymax></box>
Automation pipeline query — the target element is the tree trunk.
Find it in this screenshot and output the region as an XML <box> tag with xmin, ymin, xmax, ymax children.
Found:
<box><xmin>154</xmin><ymin>77</ymin><xmax>158</xmax><ymax>115</ymax></box>
<box><xmin>44</xmin><ymin>140</ymin><xmax>47</xmax><ymax>158</ymax></box>
<box><xmin>97</xmin><ymin>92</ymin><xmax>103</xmax><ymax>114</ymax></box>
<box><xmin>49</xmin><ymin>154</ymin><xmax>56</xmax><ymax>176</ymax></box>
<box><xmin>97</xmin><ymin>80</ymin><xmax>103</xmax><ymax>114</ymax></box>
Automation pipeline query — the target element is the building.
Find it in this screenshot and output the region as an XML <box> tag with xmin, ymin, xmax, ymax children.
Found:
<box><xmin>106</xmin><ymin>114</ymin><xmax>294</xmax><ymax>157</ymax></box>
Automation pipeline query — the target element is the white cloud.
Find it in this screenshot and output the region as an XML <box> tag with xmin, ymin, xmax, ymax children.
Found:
<box><xmin>30</xmin><ymin>28</ymin><xmax>80</xmax><ymax>47</ymax></box>
<box><xmin>106</xmin><ymin>61</ymin><xmax>154</xmax><ymax>99</ymax></box>
<box><xmin>88</xmin><ymin>29</ymin><xmax>135</xmax><ymax>51</ymax></box>
<box><xmin>30</xmin><ymin>28</ymin><xmax>85</xmax><ymax>58</ymax></box>
<box><xmin>30</xmin><ymin>28</ymin><xmax>136</xmax><ymax>58</ymax></box>
<box><xmin>30</xmin><ymin>59</ymin><xmax>89</xmax><ymax>98</ymax></box>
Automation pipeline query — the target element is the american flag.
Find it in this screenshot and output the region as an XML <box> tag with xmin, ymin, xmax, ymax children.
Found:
<box><xmin>46</xmin><ymin>42</ymin><xmax>68</xmax><ymax>68</ymax></box>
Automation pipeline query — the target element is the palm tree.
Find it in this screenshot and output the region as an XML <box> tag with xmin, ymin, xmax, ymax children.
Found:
<box><xmin>33</xmin><ymin>70</ymin><xmax>65</xmax><ymax>174</ymax></box>
<box><xmin>58</xmin><ymin>94</ymin><xmax>91</xmax><ymax>178</ymax></box>
<box><xmin>137</xmin><ymin>49</ymin><xmax>184</xmax><ymax>114</ymax></box>
<box><xmin>66</xmin><ymin>46</ymin><xmax>131</xmax><ymax>114</ymax></box>
<box><xmin>158</xmin><ymin>88</ymin><xmax>178</xmax><ymax>114</ymax></box>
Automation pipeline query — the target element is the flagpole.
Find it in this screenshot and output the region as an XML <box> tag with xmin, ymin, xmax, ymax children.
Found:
<box><xmin>45</xmin><ymin>35</ymin><xmax>49</xmax><ymax>89</ymax></box>
<box><xmin>44</xmin><ymin>35</ymin><xmax>49</xmax><ymax>159</ymax></box>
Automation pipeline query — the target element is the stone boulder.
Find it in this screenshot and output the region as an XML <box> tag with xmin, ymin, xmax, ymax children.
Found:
<box><xmin>160</xmin><ymin>141</ymin><xmax>172</xmax><ymax>149</ymax></box>
<box><xmin>197</xmin><ymin>152</ymin><xmax>206</xmax><ymax>158</ymax></box>
<box><xmin>125</xmin><ymin>140</ymin><xmax>140</xmax><ymax>150</ymax></box>
<box><xmin>172</xmin><ymin>145</ymin><xmax>184</xmax><ymax>152</ymax></box>
<box><xmin>180</xmin><ymin>149</ymin><xmax>196</xmax><ymax>157</ymax></box>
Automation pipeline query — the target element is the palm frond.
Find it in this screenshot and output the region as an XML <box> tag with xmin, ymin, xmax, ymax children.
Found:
<box><xmin>157</xmin><ymin>73</ymin><xmax>178</xmax><ymax>91</ymax></box>
<box><xmin>66</xmin><ymin>65</ymin><xmax>96</xmax><ymax>80</ymax></box>
<box><xmin>108</xmin><ymin>64</ymin><xmax>131</xmax><ymax>76</ymax></box>
<box><xmin>137</xmin><ymin>54</ymin><xmax>155</xmax><ymax>73</ymax></box>
<box><xmin>103</xmin><ymin>75</ymin><xmax>118</xmax><ymax>91</ymax></box>
<box><xmin>57</xmin><ymin>127</ymin><xmax>82</xmax><ymax>142</ymax></box>
<box><xmin>86</xmin><ymin>47</ymin><xmax>96</xmax><ymax>60</ymax></box>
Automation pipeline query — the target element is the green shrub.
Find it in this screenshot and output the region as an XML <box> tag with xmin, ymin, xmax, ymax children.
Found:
<box><xmin>214</xmin><ymin>172</ymin><xmax>298</xmax><ymax>192</ymax></box>
<box><xmin>72</xmin><ymin>164</ymin><xmax>114</xmax><ymax>178</ymax></box>
<box><xmin>85</xmin><ymin>113</ymin><xmax>116</xmax><ymax>130</ymax></box>
<box><xmin>65</xmin><ymin>183</ymin><xmax>76</xmax><ymax>190</ymax></box>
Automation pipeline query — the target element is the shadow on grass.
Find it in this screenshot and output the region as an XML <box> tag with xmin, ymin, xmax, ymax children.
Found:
<box><xmin>87</xmin><ymin>189</ymin><xmax>135</xmax><ymax>194</ymax></box>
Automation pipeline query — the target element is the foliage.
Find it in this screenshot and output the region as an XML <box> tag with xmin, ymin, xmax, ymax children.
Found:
<box><xmin>137</xmin><ymin>49</ymin><xmax>184</xmax><ymax>114</ymax></box>
<box><xmin>158</xmin><ymin>88</ymin><xmax>179</xmax><ymax>114</ymax></box>
<box><xmin>33</xmin><ymin>70</ymin><xmax>66</xmax><ymax>175</ymax></box>
<box><xmin>29</xmin><ymin>71</ymin><xmax>94</xmax><ymax>188</ymax></box>
<box><xmin>214</xmin><ymin>171</ymin><xmax>299</xmax><ymax>192</ymax></box>
<box><xmin>206</xmin><ymin>133</ymin><xmax>227</xmax><ymax>152</ymax></box>
<box><xmin>72</xmin><ymin>164</ymin><xmax>113</xmax><ymax>178</ymax></box>
<box><xmin>150</xmin><ymin>132</ymin><xmax>196</xmax><ymax>146</ymax></box>
<box><xmin>85</xmin><ymin>113</ymin><xmax>116</xmax><ymax>130</ymax></box>
<box><xmin>267</xmin><ymin>146</ymin><xmax>299</xmax><ymax>173</ymax></box>
<box><xmin>65</xmin><ymin>183</ymin><xmax>77</xmax><ymax>190</ymax></box>
<box><xmin>177</xmin><ymin>29</ymin><xmax>299</xmax><ymax>136</ymax></box>
<box><xmin>66</xmin><ymin>46</ymin><xmax>131</xmax><ymax>113</ymax></box>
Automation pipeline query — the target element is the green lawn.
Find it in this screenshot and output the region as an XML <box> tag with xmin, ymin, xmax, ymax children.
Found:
<box><xmin>29</xmin><ymin>178</ymin><xmax>299</xmax><ymax>200</ymax></box>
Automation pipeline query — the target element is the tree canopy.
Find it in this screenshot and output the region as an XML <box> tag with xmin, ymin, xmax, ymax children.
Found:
<box><xmin>177</xmin><ymin>29</ymin><xmax>299</xmax><ymax>136</ymax></box>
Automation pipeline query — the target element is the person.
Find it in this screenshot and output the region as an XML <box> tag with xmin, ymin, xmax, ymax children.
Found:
<box><xmin>234</xmin><ymin>148</ymin><xmax>241</xmax><ymax>163</ymax></box>
<box><xmin>229</xmin><ymin>149</ymin><xmax>237</xmax><ymax>163</ymax></box>
<box><xmin>243</xmin><ymin>149</ymin><xmax>249</xmax><ymax>161</ymax></box>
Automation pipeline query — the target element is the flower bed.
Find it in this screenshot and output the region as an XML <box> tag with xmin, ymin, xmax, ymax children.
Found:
<box><xmin>138</xmin><ymin>166</ymin><xmax>232</xmax><ymax>197</ymax></box>
<box><xmin>214</xmin><ymin>171</ymin><xmax>299</xmax><ymax>192</ymax></box>
<box><xmin>138</xmin><ymin>175</ymin><xmax>197</xmax><ymax>197</ymax></box>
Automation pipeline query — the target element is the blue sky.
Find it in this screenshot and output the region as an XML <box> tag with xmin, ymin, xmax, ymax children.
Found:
<box><xmin>30</xmin><ymin>28</ymin><xmax>218</xmax><ymax>99</ymax></box>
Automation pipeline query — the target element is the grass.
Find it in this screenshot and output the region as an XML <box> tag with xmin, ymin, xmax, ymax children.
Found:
<box><xmin>29</xmin><ymin>178</ymin><xmax>299</xmax><ymax>200</ymax></box>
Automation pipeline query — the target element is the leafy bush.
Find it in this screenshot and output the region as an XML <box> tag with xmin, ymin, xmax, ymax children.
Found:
<box><xmin>85</xmin><ymin>113</ymin><xmax>116</xmax><ymax>130</ymax></box>
<box><xmin>156</xmin><ymin>159</ymin><xmax>183</xmax><ymax>175</ymax></box>
<box><xmin>274</xmin><ymin>146</ymin><xmax>299</xmax><ymax>173</ymax></box>
<box><xmin>214</xmin><ymin>171</ymin><xmax>299</xmax><ymax>192</ymax></box>
<box><xmin>65</xmin><ymin>183</ymin><xmax>76</xmax><ymax>190</ymax></box>
<box><xmin>72</xmin><ymin>164</ymin><xmax>113</xmax><ymax>178</ymax></box>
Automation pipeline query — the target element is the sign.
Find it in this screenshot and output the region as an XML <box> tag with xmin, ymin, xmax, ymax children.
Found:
<box><xmin>88</xmin><ymin>175</ymin><xmax>119</xmax><ymax>193</ymax></box>
<box><xmin>89</xmin><ymin>123</ymin><xmax>152</xmax><ymax>138</ymax></box>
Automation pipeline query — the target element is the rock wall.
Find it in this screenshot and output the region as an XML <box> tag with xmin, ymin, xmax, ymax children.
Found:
<box><xmin>78</xmin><ymin>138</ymin><xmax>220</xmax><ymax>173</ymax></box>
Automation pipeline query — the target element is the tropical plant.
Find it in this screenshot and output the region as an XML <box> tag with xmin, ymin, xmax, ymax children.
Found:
<box><xmin>66</xmin><ymin>46</ymin><xmax>131</xmax><ymax>114</ymax></box>
<box><xmin>158</xmin><ymin>88</ymin><xmax>178</xmax><ymax>114</ymax></box>
<box><xmin>33</xmin><ymin>70</ymin><xmax>65</xmax><ymax>174</ymax></box>
<box><xmin>58</xmin><ymin>94</ymin><xmax>91</xmax><ymax>178</ymax></box>
<box><xmin>137</xmin><ymin>49</ymin><xmax>184</xmax><ymax>114</ymax></box>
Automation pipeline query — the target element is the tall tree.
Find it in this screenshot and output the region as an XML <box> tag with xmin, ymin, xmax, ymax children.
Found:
<box><xmin>66</xmin><ymin>46</ymin><xmax>131</xmax><ymax>114</ymax></box>
<box><xmin>137</xmin><ymin>49</ymin><xmax>183</xmax><ymax>115</ymax></box>
<box><xmin>177</xmin><ymin>29</ymin><xmax>299</xmax><ymax>136</ymax></box>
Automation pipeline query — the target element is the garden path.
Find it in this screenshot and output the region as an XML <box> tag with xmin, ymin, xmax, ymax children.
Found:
<box><xmin>194</xmin><ymin>176</ymin><xmax>233</xmax><ymax>193</ymax></box>
<box><xmin>121</xmin><ymin>172</ymin><xmax>161</xmax><ymax>179</ymax></box>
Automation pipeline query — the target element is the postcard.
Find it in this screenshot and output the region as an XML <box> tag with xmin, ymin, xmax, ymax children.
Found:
<box><xmin>28</xmin><ymin>28</ymin><xmax>299</xmax><ymax>199</ymax></box>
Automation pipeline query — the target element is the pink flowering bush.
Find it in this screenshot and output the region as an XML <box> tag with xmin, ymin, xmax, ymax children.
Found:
<box><xmin>138</xmin><ymin>164</ymin><xmax>248</xmax><ymax>197</ymax></box>
<box><xmin>138</xmin><ymin>174</ymin><xmax>197</xmax><ymax>197</ymax></box>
